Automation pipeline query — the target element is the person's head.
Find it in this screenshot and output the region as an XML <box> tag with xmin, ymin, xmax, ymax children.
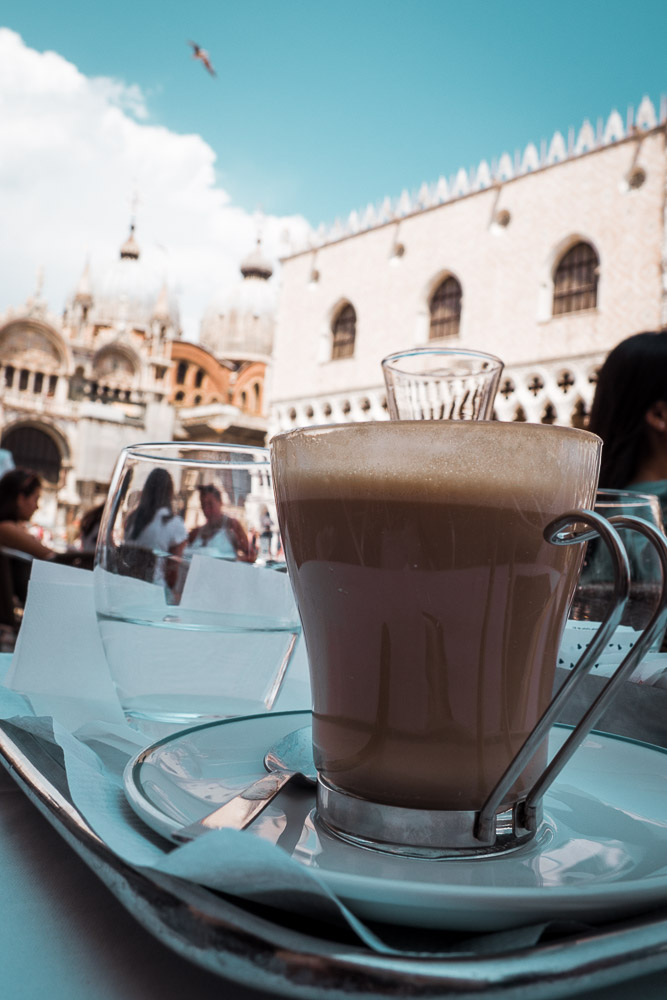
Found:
<box><xmin>127</xmin><ymin>467</ymin><xmax>176</xmax><ymax>539</ymax></box>
<box><xmin>198</xmin><ymin>484</ymin><xmax>223</xmax><ymax>523</ymax></box>
<box><xmin>142</xmin><ymin>468</ymin><xmax>174</xmax><ymax>509</ymax></box>
<box><xmin>587</xmin><ymin>331</ymin><xmax>667</xmax><ymax>487</ymax></box>
<box><xmin>0</xmin><ymin>468</ymin><xmax>42</xmax><ymax>522</ymax></box>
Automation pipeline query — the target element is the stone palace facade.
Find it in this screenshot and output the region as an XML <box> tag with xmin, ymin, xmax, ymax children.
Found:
<box><xmin>269</xmin><ymin>96</ymin><xmax>667</xmax><ymax>436</ymax></box>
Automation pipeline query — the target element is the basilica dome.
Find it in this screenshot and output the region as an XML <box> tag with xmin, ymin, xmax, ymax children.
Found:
<box><xmin>89</xmin><ymin>225</ymin><xmax>181</xmax><ymax>333</ymax></box>
<box><xmin>199</xmin><ymin>239</ymin><xmax>275</xmax><ymax>361</ymax></box>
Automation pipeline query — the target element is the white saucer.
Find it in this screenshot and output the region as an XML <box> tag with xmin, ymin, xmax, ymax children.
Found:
<box><xmin>124</xmin><ymin>710</ymin><xmax>667</xmax><ymax>931</ymax></box>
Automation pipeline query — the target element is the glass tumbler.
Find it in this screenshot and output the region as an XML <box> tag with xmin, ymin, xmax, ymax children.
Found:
<box><xmin>94</xmin><ymin>442</ymin><xmax>301</xmax><ymax>730</ymax></box>
<box><xmin>381</xmin><ymin>347</ymin><xmax>504</xmax><ymax>420</ymax></box>
<box><xmin>568</xmin><ymin>489</ymin><xmax>666</xmax><ymax>655</ymax></box>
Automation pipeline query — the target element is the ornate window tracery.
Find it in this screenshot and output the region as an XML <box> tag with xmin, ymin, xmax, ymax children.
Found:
<box><xmin>93</xmin><ymin>351</ymin><xmax>136</xmax><ymax>380</ymax></box>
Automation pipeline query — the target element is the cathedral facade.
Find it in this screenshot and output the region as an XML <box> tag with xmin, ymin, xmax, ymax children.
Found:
<box><xmin>269</xmin><ymin>97</ymin><xmax>667</xmax><ymax>436</ymax></box>
<box><xmin>0</xmin><ymin>228</ymin><xmax>274</xmax><ymax>544</ymax></box>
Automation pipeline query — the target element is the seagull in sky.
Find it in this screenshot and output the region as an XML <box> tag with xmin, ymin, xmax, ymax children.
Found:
<box><xmin>187</xmin><ymin>41</ymin><xmax>216</xmax><ymax>77</ymax></box>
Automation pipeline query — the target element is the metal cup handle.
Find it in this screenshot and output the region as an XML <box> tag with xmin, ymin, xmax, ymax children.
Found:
<box><xmin>476</xmin><ymin>509</ymin><xmax>667</xmax><ymax>845</ymax></box>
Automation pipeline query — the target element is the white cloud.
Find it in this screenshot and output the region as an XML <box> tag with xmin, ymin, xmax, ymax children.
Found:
<box><xmin>0</xmin><ymin>28</ymin><xmax>312</xmax><ymax>340</ymax></box>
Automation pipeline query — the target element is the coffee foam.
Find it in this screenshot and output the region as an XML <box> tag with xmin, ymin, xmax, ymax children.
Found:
<box><xmin>272</xmin><ymin>421</ymin><xmax>601</xmax><ymax>508</ymax></box>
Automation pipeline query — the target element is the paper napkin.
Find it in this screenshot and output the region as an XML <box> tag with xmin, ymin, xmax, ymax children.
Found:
<box><xmin>5</xmin><ymin>560</ymin><xmax>126</xmax><ymax>729</ymax></box>
<box><xmin>5</xmin><ymin>559</ymin><xmax>311</xmax><ymax>733</ymax></box>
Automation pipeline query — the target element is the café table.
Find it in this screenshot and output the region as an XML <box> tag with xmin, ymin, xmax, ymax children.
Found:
<box><xmin>1</xmin><ymin>741</ymin><xmax>666</xmax><ymax>1000</ymax></box>
<box><xmin>3</xmin><ymin>555</ymin><xmax>667</xmax><ymax>1000</ymax></box>
<box><xmin>1</xmin><ymin>652</ymin><xmax>667</xmax><ymax>1000</ymax></box>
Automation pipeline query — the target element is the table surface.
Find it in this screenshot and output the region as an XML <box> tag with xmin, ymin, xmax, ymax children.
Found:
<box><xmin>2</xmin><ymin>761</ymin><xmax>667</xmax><ymax>1000</ymax></box>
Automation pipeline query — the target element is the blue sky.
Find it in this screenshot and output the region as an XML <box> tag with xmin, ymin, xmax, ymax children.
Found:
<box><xmin>1</xmin><ymin>2</ymin><xmax>666</xmax><ymax>338</ymax></box>
<box><xmin>6</xmin><ymin>0</ymin><xmax>667</xmax><ymax>225</ymax></box>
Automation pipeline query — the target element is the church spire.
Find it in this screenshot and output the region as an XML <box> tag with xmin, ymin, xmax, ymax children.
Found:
<box><xmin>74</xmin><ymin>257</ymin><xmax>93</xmax><ymax>306</ymax></box>
<box><xmin>152</xmin><ymin>282</ymin><xmax>171</xmax><ymax>323</ymax></box>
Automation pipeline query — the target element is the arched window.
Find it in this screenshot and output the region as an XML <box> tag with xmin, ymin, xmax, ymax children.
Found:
<box><xmin>175</xmin><ymin>390</ymin><xmax>185</xmax><ymax>403</ymax></box>
<box><xmin>194</xmin><ymin>368</ymin><xmax>205</xmax><ymax>388</ymax></box>
<box><xmin>252</xmin><ymin>382</ymin><xmax>261</xmax><ymax>414</ymax></box>
<box><xmin>1</xmin><ymin>426</ymin><xmax>61</xmax><ymax>483</ymax></box>
<box><xmin>429</xmin><ymin>276</ymin><xmax>462</xmax><ymax>339</ymax></box>
<box><xmin>176</xmin><ymin>361</ymin><xmax>188</xmax><ymax>385</ymax></box>
<box><xmin>553</xmin><ymin>242</ymin><xmax>599</xmax><ymax>315</ymax></box>
<box><xmin>331</xmin><ymin>304</ymin><xmax>356</xmax><ymax>360</ymax></box>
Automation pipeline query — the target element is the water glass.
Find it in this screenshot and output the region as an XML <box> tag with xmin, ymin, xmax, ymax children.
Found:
<box><xmin>569</xmin><ymin>489</ymin><xmax>666</xmax><ymax>653</ymax></box>
<box><xmin>94</xmin><ymin>442</ymin><xmax>301</xmax><ymax>730</ymax></box>
<box><xmin>381</xmin><ymin>347</ymin><xmax>504</xmax><ymax>420</ymax></box>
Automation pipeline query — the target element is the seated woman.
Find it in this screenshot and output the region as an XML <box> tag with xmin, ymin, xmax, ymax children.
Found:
<box><xmin>587</xmin><ymin>330</ymin><xmax>667</xmax><ymax>519</ymax></box>
<box><xmin>187</xmin><ymin>485</ymin><xmax>256</xmax><ymax>563</ymax></box>
<box><xmin>124</xmin><ymin>468</ymin><xmax>187</xmax><ymax>589</ymax></box>
<box><xmin>582</xmin><ymin>332</ymin><xmax>667</xmax><ymax>637</ymax></box>
<box><xmin>0</xmin><ymin>469</ymin><xmax>54</xmax><ymax>561</ymax></box>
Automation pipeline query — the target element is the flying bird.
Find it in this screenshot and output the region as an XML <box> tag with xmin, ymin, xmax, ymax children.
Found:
<box><xmin>188</xmin><ymin>41</ymin><xmax>216</xmax><ymax>77</ymax></box>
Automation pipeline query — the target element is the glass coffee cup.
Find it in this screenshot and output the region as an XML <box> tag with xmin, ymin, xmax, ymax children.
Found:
<box><xmin>271</xmin><ymin>421</ymin><xmax>667</xmax><ymax>858</ymax></box>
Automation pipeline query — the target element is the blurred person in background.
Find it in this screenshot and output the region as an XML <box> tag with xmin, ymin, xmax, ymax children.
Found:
<box><xmin>587</xmin><ymin>330</ymin><xmax>667</xmax><ymax>522</ymax></box>
<box><xmin>0</xmin><ymin>469</ymin><xmax>54</xmax><ymax>560</ymax></box>
<box><xmin>124</xmin><ymin>468</ymin><xmax>187</xmax><ymax>590</ymax></box>
<box><xmin>187</xmin><ymin>484</ymin><xmax>256</xmax><ymax>563</ymax></box>
<box><xmin>79</xmin><ymin>503</ymin><xmax>105</xmax><ymax>553</ymax></box>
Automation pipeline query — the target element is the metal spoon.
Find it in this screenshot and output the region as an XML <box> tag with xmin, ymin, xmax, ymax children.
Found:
<box><xmin>172</xmin><ymin>725</ymin><xmax>316</xmax><ymax>842</ymax></box>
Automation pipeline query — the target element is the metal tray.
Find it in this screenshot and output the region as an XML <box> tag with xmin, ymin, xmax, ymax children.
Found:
<box><xmin>2</xmin><ymin>717</ymin><xmax>667</xmax><ymax>1000</ymax></box>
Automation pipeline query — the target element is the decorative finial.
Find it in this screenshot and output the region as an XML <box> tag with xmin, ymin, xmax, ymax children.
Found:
<box><xmin>120</xmin><ymin>221</ymin><xmax>140</xmax><ymax>260</ymax></box>
<box><xmin>130</xmin><ymin>188</ymin><xmax>141</xmax><ymax>224</ymax></box>
<box><xmin>252</xmin><ymin>205</ymin><xmax>266</xmax><ymax>253</ymax></box>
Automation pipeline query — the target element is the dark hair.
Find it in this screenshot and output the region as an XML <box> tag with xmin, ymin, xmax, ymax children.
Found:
<box><xmin>0</xmin><ymin>468</ymin><xmax>41</xmax><ymax>521</ymax></box>
<box><xmin>126</xmin><ymin>467</ymin><xmax>175</xmax><ymax>540</ymax></box>
<box><xmin>198</xmin><ymin>484</ymin><xmax>222</xmax><ymax>503</ymax></box>
<box><xmin>587</xmin><ymin>331</ymin><xmax>667</xmax><ymax>487</ymax></box>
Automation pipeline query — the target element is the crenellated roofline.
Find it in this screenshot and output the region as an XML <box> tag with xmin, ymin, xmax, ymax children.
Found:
<box><xmin>283</xmin><ymin>95</ymin><xmax>667</xmax><ymax>260</ymax></box>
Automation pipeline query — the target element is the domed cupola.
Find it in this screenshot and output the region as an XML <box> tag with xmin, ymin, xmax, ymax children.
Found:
<box><xmin>200</xmin><ymin>237</ymin><xmax>276</xmax><ymax>362</ymax></box>
<box><xmin>89</xmin><ymin>222</ymin><xmax>180</xmax><ymax>334</ymax></box>
<box><xmin>240</xmin><ymin>239</ymin><xmax>273</xmax><ymax>280</ymax></box>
